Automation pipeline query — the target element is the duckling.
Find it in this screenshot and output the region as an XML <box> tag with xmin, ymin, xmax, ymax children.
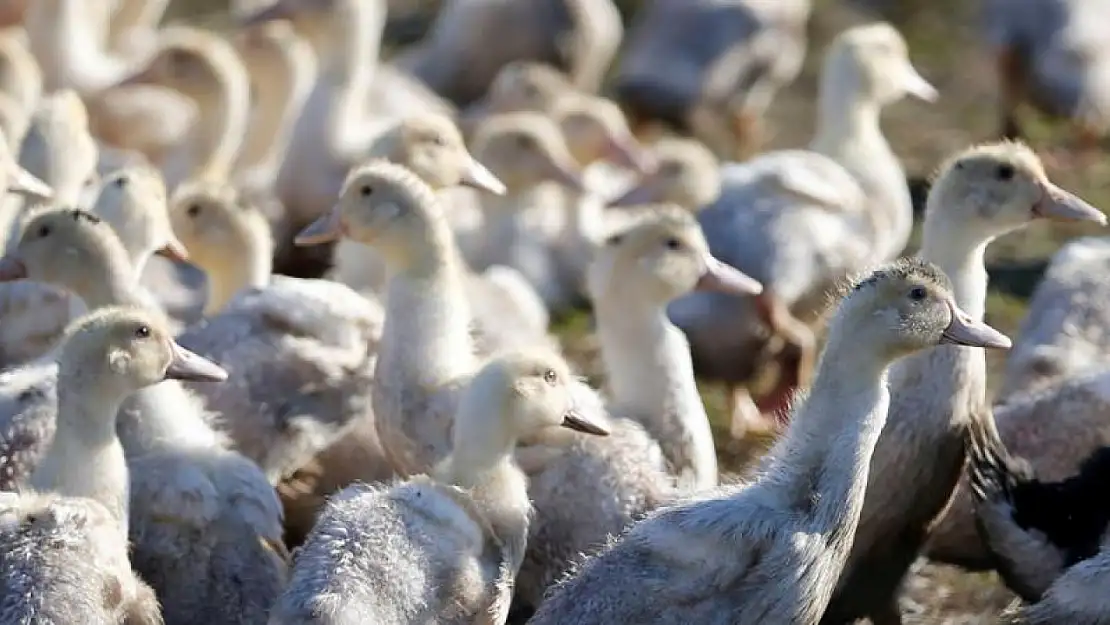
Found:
<box><xmin>0</xmin><ymin>208</ymin><xmax>290</xmax><ymax>625</ymax></box>
<box><xmin>468</xmin><ymin>111</ymin><xmax>587</xmax><ymax>313</ymax></box>
<box><xmin>167</xmin><ymin>180</ymin><xmax>385</xmax><ymax>485</ymax></box>
<box><xmin>822</xmin><ymin>142</ymin><xmax>1106</xmax><ymax>625</ymax></box>
<box><xmin>513</xmin><ymin>206</ymin><xmax>761</xmax><ymax>609</ymax></box>
<box><xmin>607</xmin><ymin>137</ymin><xmax>721</xmax><ymax>210</ymax></box>
<box><xmin>528</xmin><ymin>258</ymin><xmax>1010</xmax><ymax>625</ymax></box>
<box><xmin>668</xmin><ymin>22</ymin><xmax>936</xmax><ymax>438</ymax></box>
<box><xmin>269</xmin><ymin>349</ymin><xmax>609</xmax><ymax>625</ymax></box>
<box><xmin>614</xmin><ymin>0</ymin><xmax>810</xmax><ymax>153</ymax></box>
<box><xmin>458</xmin><ymin>60</ymin><xmax>574</xmax><ymax>135</ymax></box>
<box><xmin>988</xmin><ymin>0</ymin><xmax>1110</xmax><ymax>155</ymax></box>
<box><xmin>0</xmin><ymin>305</ymin><xmax>226</xmax><ymax>625</ymax></box>
<box><xmin>396</xmin><ymin>0</ymin><xmax>622</xmax><ymax>107</ymax></box>
<box><xmin>114</xmin><ymin>25</ymin><xmax>251</xmax><ymax>190</ymax></box>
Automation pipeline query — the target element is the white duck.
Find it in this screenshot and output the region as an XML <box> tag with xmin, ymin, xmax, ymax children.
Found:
<box><xmin>667</xmin><ymin>22</ymin><xmax>937</xmax><ymax>438</ymax></box>
<box><xmin>269</xmin><ymin>349</ymin><xmax>609</xmax><ymax>625</ymax></box>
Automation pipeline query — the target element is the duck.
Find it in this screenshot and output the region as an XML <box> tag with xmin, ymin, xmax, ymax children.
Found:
<box><xmin>613</xmin><ymin>0</ymin><xmax>810</xmax><ymax>154</ymax></box>
<box><xmin>239</xmin><ymin>0</ymin><xmax>453</xmax><ymax>278</ymax></box>
<box><xmin>269</xmin><ymin>348</ymin><xmax>610</xmax><ymax>625</ymax></box>
<box><xmin>820</xmin><ymin>142</ymin><xmax>1106</xmax><ymax>625</ymax></box>
<box><xmin>457</xmin><ymin>60</ymin><xmax>574</xmax><ymax>136</ymax></box>
<box><xmin>1000</xmin><ymin>236</ymin><xmax>1110</xmax><ymax>397</ymax></box>
<box><xmin>512</xmin><ymin>206</ymin><xmax>761</xmax><ymax>610</ymax></box>
<box><xmin>467</xmin><ymin>110</ymin><xmax>587</xmax><ymax>312</ymax></box>
<box><xmin>667</xmin><ymin>22</ymin><xmax>937</xmax><ymax>438</ymax></box>
<box><xmin>114</xmin><ymin>25</ymin><xmax>251</xmax><ymax>191</ymax></box>
<box><xmin>328</xmin><ymin>113</ymin><xmax>507</xmax><ymax>296</ymax></box>
<box><xmin>988</xmin><ymin>0</ymin><xmax>1110</xmax><ymax>155</ymax></box>
<box><xmin>23</xmin><ymin>0</ymin><xmax>197</xmax><ymax>165</ymax></box>
<box><xmin>167</xmin><ymin>179</ymin><xmax>386</xmax><ymax>486</ymax></box>
<box><xmin>527</xmin><ymin>258</ymin><xmax>1011</xmax><ymax>625</ymax></box>
<box><xmin>0</xmin><ymin>305</ymin><xmax>225</xmax><ymax>625</ymax></box>
<box><xmin>0</xmin><ymin>208</ymin><xmax>290</xmax><ymax>625</ymax></box>
<box><xmin>396</xmin><ymin>0</ymin><xmax>623</xmax><ymax>107</ymax></box>
<box><xmin>607</xmin><ymin>136</ymin><xmax>721</xmax><ymax>210</ymax></box>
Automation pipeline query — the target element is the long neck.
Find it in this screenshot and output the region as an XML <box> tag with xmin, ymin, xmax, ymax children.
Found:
<box><xmin>31</xmin><ymin>378</ymin><xmax>130</xmax><ymax>533</ymax></box>
<box><xmin>236</xmin><ymin>53</ymin><xmax>315</xmax><ymax>187</ymax></box>
<box><xmin>379</xmin><ymin>224</ymin><xmax>477</xmax><ymax>389</ymax></box>
<box><xmin>33</xmin><ymin>0</ymin><xmax>131</xmax><ymax>93</ymax></box>
<box><xmin>762</xmin><ymin>328</ymin><xmax>891</xmax><ymax>538</ymax></box>
<box><xmin>202</xmin><ymin>225</ymin><xmax>273</xmax><ymax>315</ymax></box>
<box><xmin>179</xmin><ymin>64</ymin><xmax>251</xmax><ymax>186</ymax></box>
<box><xmin>326</xmin><ymin>0</ymin><xmax>389</xmax><ymax>162</ymax></box>
<box><xmin>920</xmin><ymin>216</ymin><xmax>990</xmax><ymax>319</ymax></box>
<box><xmin>594</xmin><ymin>297</ymin><xmax>717</xmax><ymax>490</ymax></box>
<box><xmin>809</xmin><ymin>75</ymin><xmax>912</xmax><ymax>262</ymax></box>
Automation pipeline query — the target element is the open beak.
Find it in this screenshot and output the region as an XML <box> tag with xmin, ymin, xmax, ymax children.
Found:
<box><xmin>603</xmin><ymin>134</ymin><xmax>655</xmax><ymax>175</ymax></box>
<box><xmin>154</xmin><ymin>237</ymin><xmax>190</xmax><ymax>263</ymax></box>
<box><xmin>7</xmin><ymin>166</ymin><xmax>52</xmax><ymax>200</ymax></box>
<box><xmin>544</xmin><ymin>158</ymin><xmax>586</xmax><ymax>193</ymax></box>
<box><xmin>560</xmin><ymin>408</ymin><xmax>610</xmax><ymax>436</ymax></box>
<box><xmin>939</xmin><ymin>300</ymin><xmax>1011</xmax><ymax>349</ymax></box>
<box><xmin>460</xmin><ymin>156</ymin><xmax>507</xmax><ymax>195</ymax></box>
<box><xmin>294</xmin><ymin>208</ymin><xmax>343</xmax><ymax>246</ymax></box>
<box><xmin>900</xmin><ymin>62</ymin><xmax>938</xmax><ymax>102</ymax></box>
<box><xmin>164</xmin><ymin>341</ymin><xmax>229</xmax><ymax>382</ymax></box>
<box><xmin>695</xmin><ymin>255</ymin><xmax>763</xmax><ymax>296</ymax></box>
<box><xmin>238</xmin><ymin>0</ymin><xmax>294</xmax><ymax>27</ymax></box>
<box><xmin>0</xmin><ymin>255</ymin><xmax>26</xmax><ymax>281</ymax></box>
<box><xmin>1032</xmin><ymin>181</ymin><xmax>1106</xmax><ymax>224</ymax></box>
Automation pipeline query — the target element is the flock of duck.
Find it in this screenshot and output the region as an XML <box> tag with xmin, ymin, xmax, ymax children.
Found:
<box><xmin>0</xmin><ymin>0</ymin><xmax>1107</xmax><ymax>623</ymax></box>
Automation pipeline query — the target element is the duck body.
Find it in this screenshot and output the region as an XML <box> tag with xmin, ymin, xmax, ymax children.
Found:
<box><xmin>270</xmin><ymin>477</ymin><xmax>512</xmax><ymax>625</ymax></box>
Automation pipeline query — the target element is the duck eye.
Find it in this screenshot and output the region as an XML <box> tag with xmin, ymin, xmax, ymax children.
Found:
<box><xmin>37</xmin><ymin>225</ymin><xmax>50</xmax><ymax>238</ymax></box>
<box><xmin>514</xmin><ymin>135</ymin><xmax>534</xmax><ymax>149</ymax></box>
<box><xmin>996</xmin><ymin>164</ymin><xmax>1015</xmax><ymax>181</ymax></box>
<box><xmin>114</xmin><ymin>176</ymin><xmax>128</xmax><ymax>188</ymax></box>
<box><xmin>664</xmin><ymin>237</ymin><xmax>682</xmax><ymax>250</ymax></box>
<box><xmin>134</xmin><ymin>325</ymin><xmax>151</xmax><ymax>339</ymax></box>
<box><xmin>605</xmin><ymin>234</ymin><xmax>623</xmax><ymax>246</ymax></box>
<box><xmin>908</xmin><ymin>286</ymin><xmax>928</xmax><ymax>301</ymax></box>
<box><xmin>360</xmin><ymin>185</ymin><xmax>374</xmax><ymax>197</ymax></box>
<box><xmin>186</xmin><ymin>204</ymin><xmax>201</xmax><ymax>218</ymax></box>
<box><xmin>543</xmin><ymin>369</ymin><xmax>558</xmax><ymax>386</ymax></box>
<box><xmin>431</xmin><ymin>134</ymin><xmax>447</xmax><ymax>147</ymax></box>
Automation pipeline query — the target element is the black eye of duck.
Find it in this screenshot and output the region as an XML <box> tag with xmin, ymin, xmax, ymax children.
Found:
<box><xmin>908</xmin><ymin>286</ymin><xmax>928</xmax><ymax>301</ymax></box>
<box><xmin>996</xmin><ymin>164</ymin><xmax>1015</xmax><ymax>181</ymax></box>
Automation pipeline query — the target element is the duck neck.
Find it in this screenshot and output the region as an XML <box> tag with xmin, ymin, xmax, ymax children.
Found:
<box><xmin>559</xmin><ymin>188</ymin><xmax>602</xmax><ymax>244</ymax></box>
<box><xmin>763</xmin><ymin>327</ymin><xmax>891</xmax><ymax>539</ymax></box>
<box><xmin>115</xmin><ymin>381</ymin><xmax>226</xmax><ymax>456</ymax></box>
<box><xmin>919</xmin><ymin>217</ymin><xmax>990</xmax><ymax>319</ymax></box>
<box><xmin>809</xmin><ymin>77</ymin><xmax>911</xmax><ymax>261</ymax></box>
<box><xmin>594</xmin><ymin>297</ymin><xmax>717</xmax><ymax>489</ymax></box>
<box><xmin>74</xmin><ymin>259</ymin><xmax>144</xmax><ymax>311</ymax></box>
<box><xmin>31</xmin><ymin>377</ymin><xmax>130</xmax><ymax>532</ymax></box>
<box><xmin>381</xmin><ymin>222</ymin><xmax>476</xmax><ymax>389</ymax></box>
<box><xmin>178</xmin><ymin>61</ymin><xmax>251</xmax><ymax>187</ymax></box>
<box><xmin>237</xmin><ymin>50</ymin><xmax>316</xmax><ymax>187</ymax></box>
<box><xmin>202</xmin><ymin>223</ymin><xmax>274</xmax><ymax>315</ymax></box>
<box><xmin>32</xmin><ymin>0</ymin><xmax>131</xmax><ymax>93</ymax></box>
<box><xmin>326</xmin><ymin>0</ymin><xmax>389</xmax><ymax>161</ymax></box>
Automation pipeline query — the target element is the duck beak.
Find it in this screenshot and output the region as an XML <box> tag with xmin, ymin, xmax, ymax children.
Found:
<box><xmin>295</xmin><ymin>209</ymin><xmax>343</xmax><ymax>246</ymax></box>
<box><xmin>603</xmin><ymin>134</ymin><xmax>655</xmax><ymax>175</ymax></box>
<box><xmin>0</xmin><ymin>255</ymin><xmax>25</xmax><ymax>281</ymax></box>
<box><xmin>238</xmin><ymin>0</ymin><xmax>294</xmax><ymax>27</ymax></box>
<box><xmin>154</xmin><ymin>237</ymin><xmax>190</xmax><ymax>263</ymax></box>
<box><xmin>460</xmin><ymin>156</ymin><xmax>507</xmax><ymax>195</ymax></box>
<box><xmin>560</xmin><ymin>408</ymin><xmax>610</xmax><ymax>436</ymax></box>
<box><xmin>940</xmin><ymin>300</ymin><xmax>1011</xmax><ymax>349</ymax></box>
<box><xmin>1032</xmin><ymin>181</ymin><xmax>1106</xmax><ymax>224</ymax></box>
<box><xmin>115</xmin><ymin>64</ymin><xmax>158</xmax><ymax>89</ymax></box>
<box><xmin>900</xmin><ymin>62</ymin><xmax>938</xmax><ymax>102</ymax></box>
<box><xmin>7</xmin><ymin>166</ymin><xmax>52</xmax><ymax>200</ymax></box>
<box><xmin>544</xmin><ymin>158</ymin><xmax>586</xmax><ymax>193</ymax></box>
<box><xmin>696</xmin><ymin>255</ymin><xmax>763</xmax><ymax>296</ymax></box>
<box><xmin>607</xmin><ymin>175</ymin><xmax>660</xmax><ymax>208</ymax></box>
<box><xmin>164</xmin><ymin>341</ymin><xmax>228</xmax><ymax>382</ymax></box>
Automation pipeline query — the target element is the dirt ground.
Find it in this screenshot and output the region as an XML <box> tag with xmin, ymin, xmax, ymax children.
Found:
<box><xmin>176</xmin><ymin>0</ymin><xmax>1110</xmax><ymax>622</ymax></box>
